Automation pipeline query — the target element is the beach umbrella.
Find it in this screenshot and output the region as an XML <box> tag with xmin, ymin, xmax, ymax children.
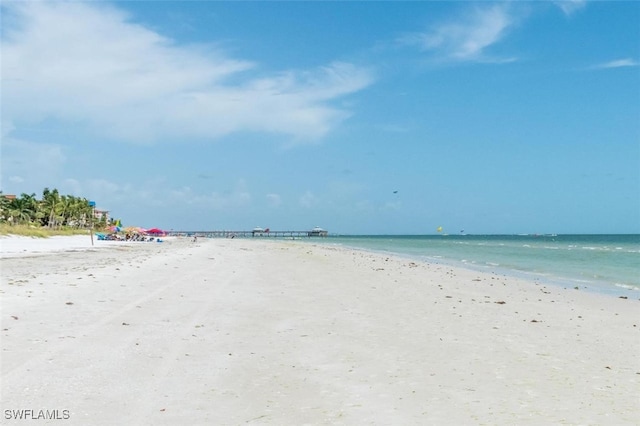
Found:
<box><xmin>124</xmin><ymin>226</ymin><xmax>145</xmax><ymax>234</ymax></box>
<box><xmin>146</xmin><ymin>228</ymin><xmax>165</xmax><ymax>235</ymax></box>
<box><xmin>108</xmin><ymin>225</ymin><xmax>121</xmax><ymax>232</ymax></box>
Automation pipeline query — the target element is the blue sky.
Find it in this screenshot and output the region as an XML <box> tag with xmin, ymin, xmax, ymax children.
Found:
<box><xmin>1</xmin><ymin>1</ymin><xmax>638</xmax><ymax>234</ymax></box>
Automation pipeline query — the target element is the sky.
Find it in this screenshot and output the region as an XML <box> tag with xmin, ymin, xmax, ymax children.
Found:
<box><xmin>1</xmin><ymin>0</ymin><xmax>639</xmax><ymax>235</ymax></box>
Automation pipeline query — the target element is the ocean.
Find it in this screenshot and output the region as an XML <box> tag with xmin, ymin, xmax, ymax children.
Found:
<box><xmin>313</xmin><ymin>234</ymin><xmax>640</xmax><ymax>297</ymax></box>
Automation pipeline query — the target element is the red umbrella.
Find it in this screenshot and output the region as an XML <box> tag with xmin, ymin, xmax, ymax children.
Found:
<box><xmin>146</xmin><ymin>228</ymin><xmax>165</xmax><ymax>235</ymax></box>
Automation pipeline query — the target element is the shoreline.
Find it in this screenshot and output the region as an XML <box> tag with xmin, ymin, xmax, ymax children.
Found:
<box><xmin>2</xmin><ymin>237</ymin><xmax>638</xmax><ymax>424</ymax></box>
<box><xmin>304</xmin><ymin>236</ymin><xmax>640</xmax><ymax>299</ymax></box>
<box><xmin>2</xmin><ymin>233</ymin><xmax>636</xmax><ymax>298</ymax></box>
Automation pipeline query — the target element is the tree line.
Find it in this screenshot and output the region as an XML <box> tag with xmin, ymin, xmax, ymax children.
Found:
<box><xmin>0</xmin><ymin>188</ymin><xmax>117</xmax><ymax>230</ymax></box>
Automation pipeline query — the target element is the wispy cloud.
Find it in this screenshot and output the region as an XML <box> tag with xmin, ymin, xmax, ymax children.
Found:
<box><xmin>592</xmin><ymin>58</ymin><xmax>639</xmax><ymax>69</ymax></box>
<box><xmin>555</xmin><ymin>0</ymin><xmax>587</xmax><ymax>16</ymax></box>
<box><xmin>266</xmin><ymin>193</ymin><xmax>282</xmax><ymax>207</ymax></box>
<box><xmin>401</xmin><ymin>4</ymin><xmax>519</xmax><ymax>63</ymax></box>
<box><xmin>299</xmin><ymin>191</ymin><xmax>319</xmax><ymax>208</ymax></box>
<box><xmin>381</xmin><ymin>201</ymin><xmax>401</xmax><ymax>211</ymax></box>
<box><xmin>83</xmin><ymin>177</ymin><xmax>252</xmax><ymax>211</ymax></box>
<box><xmin>0</xmin><ymin>138</ymin><xmax>67</xmax><ymax>188</ymax></box>
<box><xmin>1</xmin><ymin>2</ymin><xmax>374</xmax><ymax>144</ymax></box>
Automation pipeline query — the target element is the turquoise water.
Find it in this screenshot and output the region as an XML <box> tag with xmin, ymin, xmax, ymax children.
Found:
<box><xmin>314</xmin><ymin>234</ymin><xmax>640</xmax><ymax>296</ymax></box>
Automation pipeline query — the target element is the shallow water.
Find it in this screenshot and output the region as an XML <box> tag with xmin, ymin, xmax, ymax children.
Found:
<box><xmin>315</xmin><ymin>234</ymin><xmax>640</xmax><ymax>296</ymax></box>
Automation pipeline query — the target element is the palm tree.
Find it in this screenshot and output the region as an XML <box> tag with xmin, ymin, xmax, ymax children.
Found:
<box><xmin>57</xmin><ymin>195</ymin><xmax>75</xmax><ymax>227</ymax></box>
<box><xmin>68</xmin><ymin>196</ymin><xmax>92</xmax><ymax>228</ymax></box>
<box><xmin>41</xmin><ymin>187</ymin><xmax>60</xmax><ymax>228</ymax></box>
<box><xmin>9</xmin><ymin>194</ymin><xmax>37</xmax><ymax>225</ymax></box>
<box><xmin>1</xmin><ymin>188</ymin><xmax>112</xmax><ymax>230</ymax></box>
<box><xmin>0</xmin><ymin>191</ymin><xmax>11</xmax><ymax>222</ymax></box>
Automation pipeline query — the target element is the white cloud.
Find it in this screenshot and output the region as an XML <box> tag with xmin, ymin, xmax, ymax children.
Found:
<box><xmin>402</xmin><ymin>4</ymin><xmax>519</xmax><ymax>62</ymax></box>
<box><xmin>1</xmin><ymin>2</ymin><xmax>374</xmax><ymax>144</ymax></box>
<box><xmin>355</xmin><ymin>200</ymin><xmax>374</xmax><ymax>212</ymax></box>
<box><xmin>57</xmin><ymin>177</ymin><xmax>141</xmax><ymax>207</ymax></box>
<box><xmin>160</xmin><ymin>180</ymin><xmax>252</xmax><ymax>210</ymax></box>
<box><xmin>381</xmin><ymin>201</ymin><xmax>402</xmax><ymax>211</ymax></box>
<box><xmin>299</xmin><ymin>191</ymin><xmax>319</xmax><ymax>208</ymax></box>
<box><xmin>62</xmin><ymin>178</ymin><xmax>82</xmax><ymax>197</ymax></box>
<box><xmin>47</xmin><ymin>175</ymin><xmax>256</xmax><ymax>218</ymax></box>
<box><xmin>86</xmin><ymin>178</ymin><xmax>121</xmax><ymax>195</ymax></box>
<box><xmin>0</xmin><ymin>137</ymin><xmax>67</xmax><ymax>190</ymax></box>
<box><xmin>266</xmin><ymin>193</ymin><xmax>282</xmax><ymax>207</ymax></box>
<box><xmin>555</xmin><ymin>0</ymin><xmax>587</xmax><ymax>16</ymax></box>
<box><xmin>1</xmin><ymin>120</ymin><xmax>15</xmax><ymax>138</ymax></box>
<box><xmin>592</xmin><ymin>58</ymin><xmax>639</xmax><ymax>69</ymax></box>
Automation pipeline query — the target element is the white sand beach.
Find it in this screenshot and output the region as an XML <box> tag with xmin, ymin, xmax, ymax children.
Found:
<box><xmin>0</xmin><ymin>235</ymin><xmax>154</xmax><ymax>259</ymax></box>
<box><xmin>1</xmin><ymin>236</ymin><xmax>638</xmax><ymax>425</ymax></box>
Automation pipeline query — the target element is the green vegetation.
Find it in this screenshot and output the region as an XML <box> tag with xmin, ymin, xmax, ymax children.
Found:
<box><xmin>0</xmin><ymin>188</ymin><xmax>120</xmax><ymax>237</ymax></box>
<box><xmin>0</xmin><ymin>223</ymin><xmax>91</xmax><ymax>237</ymax></box>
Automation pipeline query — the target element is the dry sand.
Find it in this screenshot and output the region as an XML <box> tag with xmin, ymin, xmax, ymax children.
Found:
<box><xmin>1</xmin><ymin>236</ymin><xmax>638</xmax><ymax>425</ymax></box>
<box><xmin>0</xmin><ymin>235</ymin><xmax>153</xmax><ymax>258</ymax></box>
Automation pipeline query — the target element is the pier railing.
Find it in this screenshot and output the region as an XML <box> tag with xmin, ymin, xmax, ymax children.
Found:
<box><xmin>167</xmin><ymin>230</ymin><xmax>328</xmax><ymax>238</ymax></box>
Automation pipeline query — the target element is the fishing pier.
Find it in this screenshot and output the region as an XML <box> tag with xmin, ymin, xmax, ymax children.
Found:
<box><xmin>168</xmin><ymin>228</ymin><xmax>328</xmax><ymax>239</ymax></box>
